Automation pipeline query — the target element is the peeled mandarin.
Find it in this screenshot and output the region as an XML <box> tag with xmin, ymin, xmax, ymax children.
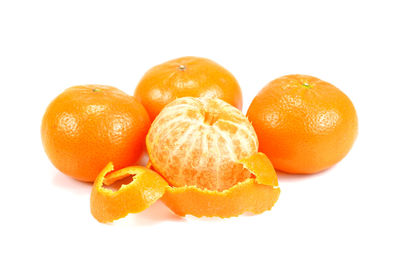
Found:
<box><xmin>146</xmin><ymin>97</ymin><xmax>259</xmax><ymax>191</ymax></box>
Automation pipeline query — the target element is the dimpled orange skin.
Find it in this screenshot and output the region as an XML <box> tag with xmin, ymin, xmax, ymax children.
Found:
<box><xmin>247</xmin><ymin>75</ymin><xmax>358</xmax><ymax>174</ymax></box>
<box><xmin>134</xmin><ymin>56</ymin><xmax>243</xmax><ymax>121</ymax></box>
<box><xmin>41</xmin><ymin>85</ymin><xmax>150</xmax><ymax>182</ymax></box>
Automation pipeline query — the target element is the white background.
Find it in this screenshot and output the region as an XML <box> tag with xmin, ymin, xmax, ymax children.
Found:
<box><xmin>1</xmin><ymin>1</ymin><xmax>399</xmax><ymax>264</ymax></box>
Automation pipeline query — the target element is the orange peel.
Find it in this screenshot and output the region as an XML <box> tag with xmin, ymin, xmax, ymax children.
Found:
<box><xmin>152</xmin><ymin>152</ymin><xmax>280</xmax><ymax>218</ymax></box>
<box><xmin>91</xmin><ymin>152</ymin><xmax>280</xmax><ymax>221</ymax></box>
<box><xmin>90</xmin><ymin>162</ymin><xmax>168</xmax><ymax>223</ymax></box>
<box><xmin>239</xmin><ymin>152</ymin><xmax>279</xmax><ymax>186</ymax></box>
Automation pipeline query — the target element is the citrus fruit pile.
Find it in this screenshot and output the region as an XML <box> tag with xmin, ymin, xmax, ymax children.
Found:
<box><xmin>41</xmin><ymin>56</ymin><xmax>358</xmax><ymax>222</ymax></box>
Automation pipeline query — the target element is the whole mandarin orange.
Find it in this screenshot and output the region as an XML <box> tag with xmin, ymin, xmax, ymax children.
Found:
<box><xmin>134</xmin><ymin>56</ymin><xmax>243</xmax><ymax>121</ymax></box>
<box><xmin>247</xmin><ymin>75</ymin><xmax>358</xmax><ymax>174</ymax></box>
<box><xmin>41</xmin><ymin>85</ymin><xmax>150</xmax><ymax>182</ymax></box>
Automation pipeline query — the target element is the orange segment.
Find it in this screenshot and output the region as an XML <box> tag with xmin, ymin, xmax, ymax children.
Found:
<box><xmin>152</xmin><ymin>152</ymin><xmax>280</xmax><ymax>218</ymax></box>
<box><xmin>90</xmin><ymin>162</ymin><xmax>168</xmax><ymax>223</ymax></box>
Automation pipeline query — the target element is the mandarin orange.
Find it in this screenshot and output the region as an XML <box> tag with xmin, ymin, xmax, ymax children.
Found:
<box><xmin>247</xmin><ymin>75</ymin><xmax>358</xmax><ymax>174</ymax></box>
<box><xmin>41</xmin><ymin>85</ymin><xmax>150</xmax><ymax>182</ymax></box>
<box><xmin>146</xmin><ymin>97</ymin><xmax>258</xmax><ymax>191</ymax></box>
<box><xmin>134</xmin><ymin>56</ymin><xmax>243</xmax><ymax>121</ymax></box>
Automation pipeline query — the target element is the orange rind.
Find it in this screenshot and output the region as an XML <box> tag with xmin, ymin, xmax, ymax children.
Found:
<box><xmin>239</xmin><ymin>152</ymin><xmax>279</xmax><ymax>187</ymax></box>
<box><xmin>158</xmin><ymin>152</ymin><xmax>280</xmax><ymax>217</ymax></box>
<box><xmin>161</xmin><ymin>178</ymin><xmax>280</xmax><ymax>218</ymax></box>
<box><xmin>90</xmin><ymin>162</ymin><xmax>168</xmax><ymax>223</ymax></box>
<box><xmin>91</xmin><ymin>152</ymin><xmax>280</xmax><ymax>221</ymax></box>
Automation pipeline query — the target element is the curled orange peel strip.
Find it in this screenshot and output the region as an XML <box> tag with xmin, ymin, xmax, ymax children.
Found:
<box><xmin>90</xmin><ymin>162</ymin><xmax>168</xmax><ymax>223</ymax></box>
<box><xmin>91</xmin><ymin>152</ymin><xmax>280</xmax><ymax>222</ymax></box>
<box><xmin>151</xmin><ymin>152</ymin><xmax>280</xmax><ymax>218</ymax></box>
<box><xmin>239</xmin><ymin>152</ymin><xmax>279</xmax><ymax>187</ymax></box>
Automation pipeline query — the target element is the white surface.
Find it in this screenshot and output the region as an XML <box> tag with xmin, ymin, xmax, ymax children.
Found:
<box><xmin>1</xmin><ymin>1</ymin><xmax>399</xmax><ymax>264</ymax></box>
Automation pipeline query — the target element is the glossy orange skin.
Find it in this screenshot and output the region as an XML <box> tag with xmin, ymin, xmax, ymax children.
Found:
<box><xmin>41</xmin><ymin>85</ymin><xmax>150</xmax><ymax>182</ymax></box>
<box><xmin>134</xmin><ymin>56</ymin><xmax>243</xmax><ymax>121</ymax></box>
<box><xmin>247</xmin><ymin>75</ymin><xmax>358</xmax><ymax>174</ymax></box>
